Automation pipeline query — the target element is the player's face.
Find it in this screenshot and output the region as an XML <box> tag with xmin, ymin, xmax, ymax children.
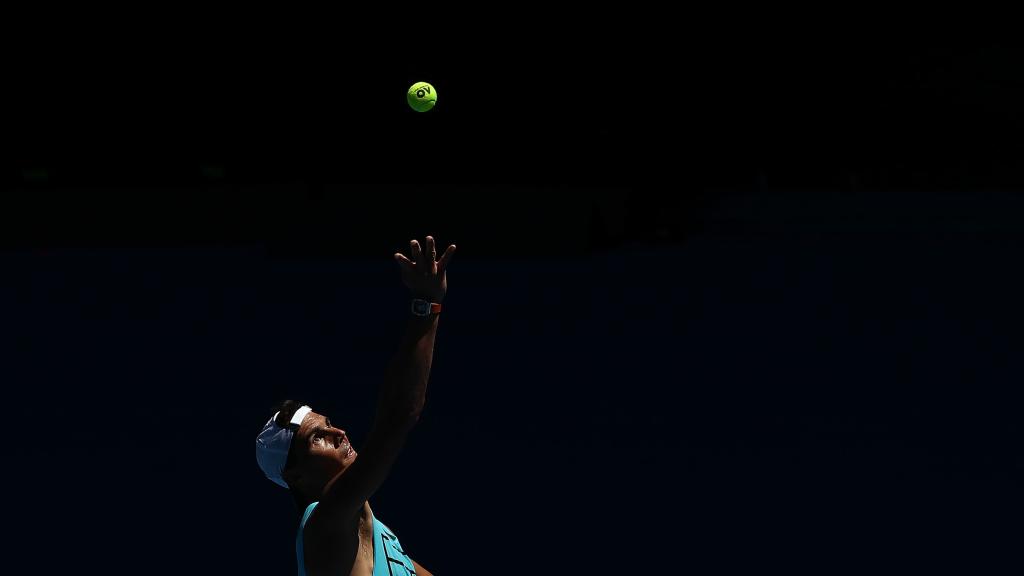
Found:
<box><xmin>295</xmin><ymin>412</ymin><xmax>357</xmax><ymax>478</ymax></box>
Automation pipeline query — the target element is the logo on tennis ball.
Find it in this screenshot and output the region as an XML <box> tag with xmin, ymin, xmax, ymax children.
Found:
<box><xmin>407</xmin><ymin>82</ymin><xmax>437</xmax><ymax>112</ymax></box>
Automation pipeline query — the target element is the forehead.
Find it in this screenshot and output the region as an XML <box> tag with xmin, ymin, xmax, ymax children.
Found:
<box><xmin>297</xmin><ymin>411</ymin><xmax>328</xmax><ymax>438</ymax></box>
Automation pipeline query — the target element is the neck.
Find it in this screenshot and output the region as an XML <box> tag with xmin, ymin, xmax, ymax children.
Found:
<box><xmin>292</xmin><ymin>485</ymin><xmax>318</xmax><ymax>511</ymax></box>
<box><xmin>293</xmin><ymin>489</ymin><xmax>371</xmax><ymax>521</ymax></box>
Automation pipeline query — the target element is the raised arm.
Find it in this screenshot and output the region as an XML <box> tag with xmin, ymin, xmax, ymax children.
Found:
<box><xmin>317</xmin><ymin>235</ymin><xmax>455</xmax><ymax>518</ymax></box>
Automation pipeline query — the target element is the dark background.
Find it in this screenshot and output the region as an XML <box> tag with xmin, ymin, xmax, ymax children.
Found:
<box><xmin>4</xmin><ymin>20</ymin><xmax>1022</xmax><ymax>573</ymax></box>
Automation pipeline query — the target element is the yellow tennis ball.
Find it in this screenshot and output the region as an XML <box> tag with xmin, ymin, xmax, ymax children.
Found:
<box><xmin>407</xmin><ymin>82</ymin><xmax>437</xmax><ymax>112</ymax></box>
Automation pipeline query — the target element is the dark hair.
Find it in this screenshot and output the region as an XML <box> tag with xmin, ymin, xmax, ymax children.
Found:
<box><xmin>273</xmin><ymin>399</ymin><xmax>307</xmax><ymax>428</ymax></box>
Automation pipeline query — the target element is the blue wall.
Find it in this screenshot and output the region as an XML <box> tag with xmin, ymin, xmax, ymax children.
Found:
<box><xmin>4</xmin><ymin>203</ymin><xmax>1021</xmax><ymax>572</ymax></box>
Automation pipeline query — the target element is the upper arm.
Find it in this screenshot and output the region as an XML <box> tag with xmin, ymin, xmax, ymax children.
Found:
<box><xmin>316</xmin><ymin>420</ymin><xmax>415</xmax><ymax>520</ymax></box>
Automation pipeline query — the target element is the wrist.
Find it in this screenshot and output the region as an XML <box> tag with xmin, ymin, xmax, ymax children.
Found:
<box><xmin>413</xmin><ymin>292</ymin><xmax>444</xmax><ymax>304</ymax></box>
<box><xmin>411</xmin><ymin>298</ymin><xmax>442</xmax><ymax>317</ymax></box>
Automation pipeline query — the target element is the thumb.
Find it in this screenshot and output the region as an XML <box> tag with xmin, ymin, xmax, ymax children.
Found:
<box><xmin>394</xmin><ymin>253</ymin><xmax>415</xmax><ymax>274</ymax></box>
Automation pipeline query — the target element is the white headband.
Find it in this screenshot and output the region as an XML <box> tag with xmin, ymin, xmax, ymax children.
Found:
<box><xmin>255</xmin><ymin>405</ymin><xmax>312</xmax><ymax>488</ymax></box>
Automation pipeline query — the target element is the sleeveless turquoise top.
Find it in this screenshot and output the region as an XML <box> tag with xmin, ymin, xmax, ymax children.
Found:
<box><xmin>296</xmin><ymin>501</ymin><xmax>418</xmax><ymax>576</ymax></box>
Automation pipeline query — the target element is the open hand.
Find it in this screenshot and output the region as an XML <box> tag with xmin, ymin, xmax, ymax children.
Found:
<box><xmin>394</xmin><ymin>236</ymin><xmax>456</xmax><ymax>302</ymax></box>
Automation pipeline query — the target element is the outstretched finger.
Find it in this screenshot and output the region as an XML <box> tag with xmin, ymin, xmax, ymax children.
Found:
<box><xmin>410</xmin><ymin>239</ymin><xmax>422</xmax><ymax>264</ymax></box>
<box><xmin>425</xmin><ymin>236</ymin><xmax>437</xmax><ymax>262</ymax></box>
<box><xmin>395</xmin><ymin>252</ymin><xmax>416</xmax><ymax>275</ymax></box>
<box><xmin>438</xmin><ymin>244</ymin><xmax>457</xmax><ymax>272</ymax></box>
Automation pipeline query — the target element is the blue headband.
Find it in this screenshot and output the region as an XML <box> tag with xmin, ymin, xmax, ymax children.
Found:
<box><xmin>255</xmin><ymin>405</ymin><xmax>312</xmax><ymax>488</ymax></box>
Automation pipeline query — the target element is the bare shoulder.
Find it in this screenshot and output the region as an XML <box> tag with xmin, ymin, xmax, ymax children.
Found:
<box><xmin>302</xmin><ymin>503</ymin><xmax>364</xmax><ymax>576</ymax></box>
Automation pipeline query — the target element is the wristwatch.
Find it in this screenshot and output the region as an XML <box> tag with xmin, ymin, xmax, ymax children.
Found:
<box><xmin>411</xmin><ymin>298</ymin><xmax>442</xmax><ymax>317</ymax></box>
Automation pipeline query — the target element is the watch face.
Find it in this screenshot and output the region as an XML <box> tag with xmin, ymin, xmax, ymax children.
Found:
<box><xmin>412</xmin><ymin>300</ymin><xmax>429</xmax><ymax>315</ymax></box>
